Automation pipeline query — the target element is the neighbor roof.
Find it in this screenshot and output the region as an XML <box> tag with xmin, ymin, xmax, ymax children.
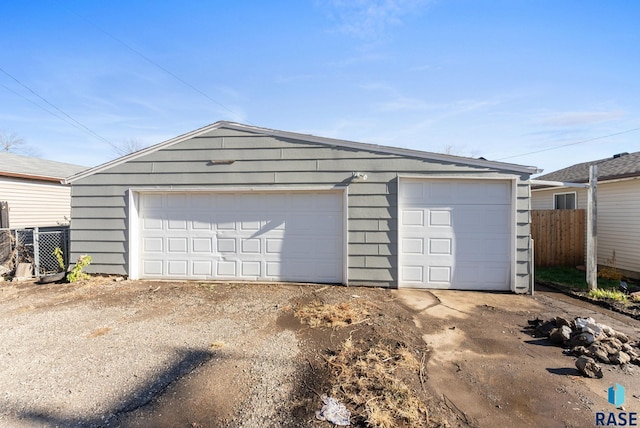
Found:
<box><xmin>535</xmin><ymin>151</ymin><xmax>640</xmax><ymax>184</ymax></box>
<box><xmin>65</xmin><ymin>121</ymin><xmax>539</xmax><ymax>183</ymax></box>
<box><xmin>0</xmin><ymin>151</ymin><xmax>87</xmax><ymax>182</ymax></box>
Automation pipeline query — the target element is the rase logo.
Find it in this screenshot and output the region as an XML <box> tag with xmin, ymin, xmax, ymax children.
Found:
<box><xmin>596</xmin><ymin>384</ymin><xmax>637</xmax><ymax>426</ymax></box>
<box><xmin>610</xmin><ymin>384</ymin><xmax>626</xmax><ymax>408</ymax></box>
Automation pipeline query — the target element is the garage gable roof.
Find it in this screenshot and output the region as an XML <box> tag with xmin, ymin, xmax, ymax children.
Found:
<box><xmin>65</xmin><ymin>121</ymin><xmax>539</xmax><ymax>183</ymax></box>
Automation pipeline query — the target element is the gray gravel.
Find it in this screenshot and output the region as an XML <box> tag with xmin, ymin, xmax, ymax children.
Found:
<box><xmin>0</xmin><ymin>279</ymin><xmax>304</xmax><ymax>427</ymax></box>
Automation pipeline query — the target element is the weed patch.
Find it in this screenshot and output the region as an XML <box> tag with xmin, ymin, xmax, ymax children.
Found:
<box><xmin>295</xmin><ymin>300</ymin><xmax>378</xmax><ymax>328</ymax></box>
<box><xmin>588</xmin><ymin>288</ymin><xmax>627</xmax><ymax>302</ymax></box>
<box><xmin>294</xmin><ymin>301</ymin><xmax>429</xmax><ymax>427</ymax></box>
<box><xmin>326</xmin><ymin>338</ymin><xmax>429</xmax><ymax>427</ymax></box>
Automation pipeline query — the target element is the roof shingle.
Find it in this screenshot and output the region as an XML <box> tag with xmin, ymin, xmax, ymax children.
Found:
<box><xmin>535</xmin><ymin>151</ymin><xmax>640</xmax><ymax>183</ymax></box>
<box><xmin>0</xmin><ymin>152</ymin><xmax>87</xmax><ymax>181</ymax></box>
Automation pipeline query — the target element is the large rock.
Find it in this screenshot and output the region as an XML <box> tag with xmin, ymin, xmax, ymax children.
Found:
<box><xmin>535</xmin><ymin>320</ymin><xmax>557</xmax><ymax>338</ymax></box>
<box><xmin>555</xmin><ymin>316</ymin><xmax>572</xmax><ymax>328</ymax></box>
<box><xmin>576</xmin><ymin>356</ymin><xmax>603</xmax><ymax>378</ymax></box>
<box><xmin>614</xmin><ymin>331</ymin><xmax>630</xmax><ymax>344</ymax></box>
<box><xmin>569</xmin><ymin>332</ymin><xmax>596</xmax><ymax>348</ymax></box>
<box><xmin>610</xmin><ymin>351</ymin><xmax>631</xmax><ymax>365</ymax></box>
<box><xmin>602</xmin><ymin>337</ymin><xmax>623</xmax><ymax>352</ymax></box>
<box><xmin>601</xmin><ymin>325</ymin><xmax>615</xmax><ymax>337</ymax></box>
<box><xmin>587</xmin><ymin>343</ymin><xmax>611</xmax><ymax>364</ymax></box>
<box><xmin>569</xmin><ymin>346</ymin><xmax>589</xmax><ymax>357</ymax></box>
<box><xmin>623</xmin><ymin>344</ymin><xmax>638</xmax><ymax>358</ymax></box>
<box><xmin>549</xmin><ymin>326</ymin><xmax>572</xmax><ymax>345</ymax></box>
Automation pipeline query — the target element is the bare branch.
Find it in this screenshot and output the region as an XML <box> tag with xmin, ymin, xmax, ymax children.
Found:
<box><xmin>0</xmin><ymin>130</ymin><xmax>39</xmax><ymax>156</ymax></box>
<box><xmin>109</xmin><ymin>138</ymin><xmax>146</xmax><ymax>157</ymax></box>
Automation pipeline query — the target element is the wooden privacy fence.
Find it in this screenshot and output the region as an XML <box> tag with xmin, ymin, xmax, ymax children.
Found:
<box><xmin>531</xmin><ymin>209</ymin><xmax>585</xmax><ymax>267</ymax></box>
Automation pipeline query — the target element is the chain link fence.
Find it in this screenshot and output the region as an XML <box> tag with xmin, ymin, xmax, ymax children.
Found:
<box><xmin>2</xmin><ymin>227</ymin><xmax>70</xmax><ymax>276</ymax></box>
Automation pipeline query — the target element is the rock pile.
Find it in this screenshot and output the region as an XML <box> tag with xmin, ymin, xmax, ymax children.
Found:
<box><xmin>528</xmin><ymin>316</ymin><xmax>639</xmax><ymax>378</ymax></box>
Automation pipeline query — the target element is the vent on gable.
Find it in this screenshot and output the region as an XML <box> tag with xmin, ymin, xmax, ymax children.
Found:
<box><xmin>613</xmin><ymin>152</ymin><xmax>629</xmax><ymax>159</ymax></box>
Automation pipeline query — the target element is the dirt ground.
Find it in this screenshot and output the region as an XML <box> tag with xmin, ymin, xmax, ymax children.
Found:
<box><xmin>1</xmin><ymin>278</ymin><xmax>640</xmax><ymax>427</ymax></box>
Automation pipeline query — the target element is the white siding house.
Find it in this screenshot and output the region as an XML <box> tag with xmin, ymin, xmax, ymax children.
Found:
<box><xmin>531</xmin><ymin>152</ymin><xmax>640</xmax><ymax>277</ymax></box>
<box><xmin>65</xmin><ymin>121</ymin><xmax>539</xmax><ymax>292</ymax></box>
<box><xmin>0</xmin><ymin>152</ymin><xmax>87</xmax><ymax>228</ymax></box>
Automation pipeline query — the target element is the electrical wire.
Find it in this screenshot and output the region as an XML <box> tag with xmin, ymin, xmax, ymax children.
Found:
<box><xmin>75</xmin><ymin>13</ymin><xmax>248</xmax><ymax>123</ymax></box>
<box><xmin>497</xmin><ymin>127</ymin><xmax>640</xmax><ymax>161</ymax></box>
<box><xmin>0</xmin><ymin>66</ymin><xmax>113</xmax><ymax>145</ymax></box>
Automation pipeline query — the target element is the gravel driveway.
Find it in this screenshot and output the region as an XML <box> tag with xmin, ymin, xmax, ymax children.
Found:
<box><xmin>0</xmin><ymin>279</ymin><xmax>305</xmax><ymax>427</ymax></box>
<box><xmin>3</xmin><ymin>277</ymin><xmax>640</xmax><ymax>427</ymax></box>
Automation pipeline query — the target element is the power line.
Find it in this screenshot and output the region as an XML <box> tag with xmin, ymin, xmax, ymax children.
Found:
<box><xmin>75</xmin><ymin>13</ymin><xmax>248</xmax><ymax>122</ymax></box>
<box><xmin>497</xmin><ymin>127</ymin><xmax>640</xmax><ymax>161</ymax></box>
<box><xmin>0</xmin><ymin>66</ymin><xmax>113</xmax><ymax>145</ymax></box>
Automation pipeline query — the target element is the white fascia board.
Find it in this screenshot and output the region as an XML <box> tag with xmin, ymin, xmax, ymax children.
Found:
<box><xmin>530</xmin><ymin>179</ymin><xmax>590</xmax><ymax>189</ymax></box>
<box><xmin>531</xmin><ymin>176</ymin><xmax>640</xmax><ymax>191</ymax></box>
<box><xmin>64</xmin><ymin>122</ymin><xmax>225</xmax><ymax>184</ymax></box>
<box><xmin>65</xmin><ymin>121</ymin><xmax>540</xmax><ymax>183</ymax></box>
<box><xmin>221</xmin><ymin>122</ymin><xmax>540</xmax><ymax>174</ymax></box>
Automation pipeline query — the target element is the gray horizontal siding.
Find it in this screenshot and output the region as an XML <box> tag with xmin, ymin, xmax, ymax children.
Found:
<box><xmin>70</xmin><ymin>128</ymin><xmax>532</xmax><ymax>290</ymax></box>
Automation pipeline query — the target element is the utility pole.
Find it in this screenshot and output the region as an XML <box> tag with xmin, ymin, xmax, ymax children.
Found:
<box><xmin>587</xmin><ymin>165</ymin><xmax>598</xmax><ymax>290</ymax></box>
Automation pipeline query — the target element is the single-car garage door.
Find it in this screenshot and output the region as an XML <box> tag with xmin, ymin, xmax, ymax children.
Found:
<box><xmin>398</xmin><ymin>178</ymin><xmax>513</xmax><ymax>290</ymax></box>
<box><xmin>137</xmin><ymin>190</ymin><xmax>345</xmax><ymax>283</ymax></box>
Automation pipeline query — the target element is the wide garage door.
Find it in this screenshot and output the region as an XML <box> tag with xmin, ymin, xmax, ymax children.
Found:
<box><xmin>137</xmin><ymin>190</ymin><xmax>344</xmax><ymax>283</ymax></box>
<box><xmin>398</xmin><ymin>178</ymin><xmax>512</xmax><ymax>290</ymax></box>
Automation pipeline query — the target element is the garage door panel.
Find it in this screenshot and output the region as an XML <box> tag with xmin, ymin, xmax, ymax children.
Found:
<box><xmin>402</xmin><ymin>238</ymin><xmax>424</xmax><ymax>254</ymax></box>
<box><xmin>192</xmin><ymin>220</ymin><xmax>212</xmax><ymax>230</ymax></box>
<box><xmin>143</xmin><ymin>260</ymin><xmax>163</xmax><ymax>276</ymax></box>
<box><xmin>192</xmin><ymin>238</ymin><xmax>213</xmax><ymax>253</ymax></box>
<box><xmin>143</xmin><ymin>218</ymin><xmax>163</xmax><ymax>230</ymax></box>
<box><xmin>144</xmin><ymin>237</ymin><xmax>163</xmax><ymax>252</ymax></box>
<box><xmin>399</xmin><ymin>178</ymin><xmax>512</xmax><ymax>290</ymax></box>
<box><xmin>192</xmin><ymin>260</ymin><xmax>213</xmax><ymax>276</ymax></box>
<box><xmin>138</xmin><ymin>191</ymin><xmax>344</xmax><ymax>282</ymax></box>
<box><xmin>216</xmin><ymin>261</ymin><xmax>236</xmax><ymax>276</ymax></box>
<box><xmin>168</xmin><ymin>260</ymin><xmax>188</xmax><ymax>276</ymax></box>
<box><xmin>429</xmin><ymin>266</ymin><xmax>451</xmax><ymax>283</ymax></box>
<box><xmin>167</xmin><ymin>238</ymin><xmax>188</xmax><ymax>253</ymax></box>
<box><xmin>143</xmin><ymin>194</ymin><xmax>164</xmax><ymax>208</ymax></box>
<box><xmin>429</xmin><ymin>210</ymin><xmax>451</xmax><ymax>227</ymax></box>
<box><xmin>168</xmin><ymin>219</ymin><xmax>187</xmax><ymax>230</ymax></box>
<box><xmin>428</xmin><ymin>182</ymin><xmax>455</xmax><ymax>202</ymax></box>
<box><xmin>429</xmin><ymin>238</ymin><xmax>452</xmax><ymax>255</ymax></box>
<box><xmin>402</xmin><ymin>210</ymin><xmax>425</xmax><ymax>226</ymax></box>
<box><xmin>400</xmin><ymin>181</ymin><xmax>425</xmax><ymax>200</ymax></box>
<box><xmin>401</xmin><ymin>265</ymin><xmax>424</xmax><ymax>283</ymax></box>
<box><xmin>241</xmin><ymin>239</ymin><xmax>261</xmax><ymax>253</ymax></box>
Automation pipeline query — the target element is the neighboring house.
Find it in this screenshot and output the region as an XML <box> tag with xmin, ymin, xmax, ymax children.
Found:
<box><xmin>65</xmin><ymin>121</ymin><xmax>538</xmax><ymax>292</ymax></box>
<box><xmin>0</xmin><ymin>152</ymin><xmax>87</xmax><ymax>229</ymax></box>
<box><xmin>531</xmin><ymin>151</ymin><xmax>640</xmax><ymax>278</ymax></box>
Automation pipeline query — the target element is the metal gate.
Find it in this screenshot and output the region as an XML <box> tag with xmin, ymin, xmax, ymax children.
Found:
<box><xmin>12</xmin><ymin>227</ymin><xmax>70</xmax><ymax>276</ymax></box>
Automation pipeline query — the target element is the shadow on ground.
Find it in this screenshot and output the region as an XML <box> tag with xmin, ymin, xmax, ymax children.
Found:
<box><xmin>16</xmin><ymin>348</ymin><xmax>214</xmax><ymax>428</ymax></box>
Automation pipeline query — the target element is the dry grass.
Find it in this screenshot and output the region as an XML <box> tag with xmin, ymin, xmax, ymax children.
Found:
<box><xmin>295</xmin><ymin>300</ymin><xmax>378</xmax><ymax>328</ymax></box>
<box><xmin>294</xmin><ymin>300</ymin><xmax>429</xmax><ymax>426</ymax></box>
<box><xmin>326</xmin><ymin>337</ymin><xmax>429</xmax><ymax>427</ymax></box>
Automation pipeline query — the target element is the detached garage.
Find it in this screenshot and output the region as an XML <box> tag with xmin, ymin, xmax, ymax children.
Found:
<box><xmin>66</xmin><ymin>121</ymin><xmax>538</xmax><ymax>292</ymax></box>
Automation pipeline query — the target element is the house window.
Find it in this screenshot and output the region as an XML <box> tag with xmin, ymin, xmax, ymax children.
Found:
<box><xmin>554</xmin><ymin>192</ymin><xmax>576</xmax><ymax>210</ymax></box>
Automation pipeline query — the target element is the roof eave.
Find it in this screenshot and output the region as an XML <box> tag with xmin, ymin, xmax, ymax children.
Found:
<box><xmin>65</xmin><ymin>121</ymin><xmax>540</xmax><ymax>183</ymax></box>
<box><xmin>0</xmin><ymin>171</ymin><xmax>66</xmax><ymax>183</ymax></box>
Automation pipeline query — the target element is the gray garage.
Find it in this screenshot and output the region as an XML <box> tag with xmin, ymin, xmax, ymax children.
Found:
<box><xmin>65</xmin><ymin>121</ymin><xmax>537</xmax><ymax>292</ymax></box>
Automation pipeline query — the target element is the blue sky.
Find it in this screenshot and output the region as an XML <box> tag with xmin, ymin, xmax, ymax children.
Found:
<box><xmin>1</xmin><ymin>1</ymin><xmax>638</xmax><ymax>175</ymax></box>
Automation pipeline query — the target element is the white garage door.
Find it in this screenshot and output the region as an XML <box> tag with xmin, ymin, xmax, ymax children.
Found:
<box><xmin>399</xmin><ymin>178</ymin><xmax>512</xmax><ymax>290</ymax></box>
<box><xmin>137</xmin><ymin>191</ymin><xmax>344</xmax><ymax>283</ymax></box>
